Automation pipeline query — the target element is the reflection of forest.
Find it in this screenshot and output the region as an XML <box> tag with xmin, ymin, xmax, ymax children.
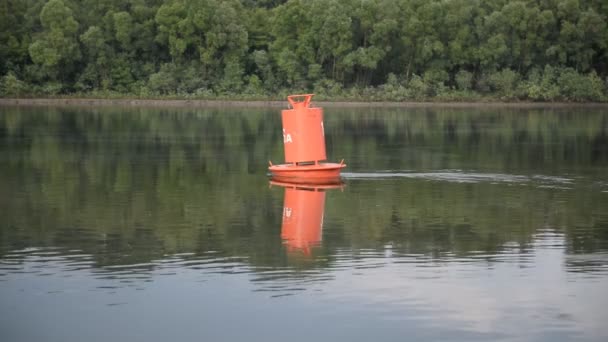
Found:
<box><xmin>327</xmin><ymin>107</ymin><xmax>608</xmax><ymax>175</ymax></box>
<box><xmin>1</xmin><ymin>107</ymin><xmax>607</xmax><ymax>271</ymax></box>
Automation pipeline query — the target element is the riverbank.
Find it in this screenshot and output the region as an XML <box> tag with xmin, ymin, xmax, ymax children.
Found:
<box><xmin>2</xmin><ymin>98</ymin><xmax>608</xmax><ymax>109</ymax></box>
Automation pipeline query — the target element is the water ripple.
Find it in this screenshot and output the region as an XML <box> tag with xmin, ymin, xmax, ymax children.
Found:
<box><xmin>0</xmin><ymin>230</ymin><xmax>605</xmax><ymax>295</ymax></box>
<box><xmin>342</xmin><ymin>170</ymin><xmax>576</xmax><ymax>188</ymax></box>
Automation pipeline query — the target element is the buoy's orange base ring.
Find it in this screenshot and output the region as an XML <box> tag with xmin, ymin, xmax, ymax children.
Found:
<box><xmin>268</xmin><ymin>162</ymin><xmax>346</xmax><ymax>185</ymax></box>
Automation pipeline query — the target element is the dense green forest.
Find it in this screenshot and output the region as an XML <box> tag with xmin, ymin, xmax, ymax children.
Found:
<box><xmin>1</xmin><ymin>0</ymin><xmax>608</xmax><ymax>101</ymax></box>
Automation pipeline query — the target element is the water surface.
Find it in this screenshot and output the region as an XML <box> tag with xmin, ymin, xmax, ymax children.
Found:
<box><xmin>1</xmin><ymin>106</ymin><xmax>607</xmax><ymax>341</ymax></box>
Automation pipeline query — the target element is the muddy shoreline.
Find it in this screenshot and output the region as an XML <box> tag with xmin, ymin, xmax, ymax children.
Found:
<box><xmin>1</xmin><ymin>98</ymin><xmax>607</xmax><ymax>109</ymax></box>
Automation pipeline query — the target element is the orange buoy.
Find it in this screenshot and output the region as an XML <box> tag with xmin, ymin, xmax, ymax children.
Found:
<box><xmin>269</xmin><ymin>94</ymin><xmax>346</xmax><ymax>183</ymax></box>
<box><xmin>270</xmin><ymin>180</ymin><xmax>344</xmax><ymax>255</ymax></box>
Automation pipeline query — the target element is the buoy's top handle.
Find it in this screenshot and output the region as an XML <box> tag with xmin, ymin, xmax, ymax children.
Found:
<box><xmin>287</xmin><ymin>94</ymin><xmax>314</xmax><ymax>109</ymax></box>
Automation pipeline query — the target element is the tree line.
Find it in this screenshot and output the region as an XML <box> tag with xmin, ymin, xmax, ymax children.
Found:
<box><xmin>1</xmin><ymin>0</ymin><xmax>607</xmax><ymax>101</ymax></box>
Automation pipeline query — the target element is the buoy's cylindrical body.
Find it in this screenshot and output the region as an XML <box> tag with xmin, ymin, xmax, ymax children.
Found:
<box><xmin>281</xmin><ymin>187</ymin><xmax>325</xmax><ymax>253</ymax></box>
<box><xmin>281</xmin><ymin>94</ymin><xmax>326</xmax><ymax>164</ymax></box>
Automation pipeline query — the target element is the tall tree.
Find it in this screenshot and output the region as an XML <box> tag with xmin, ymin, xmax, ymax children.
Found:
<box><xmin>28</xmin><ymin>0</ymin><xmax>81</xmax><ymax>85</ymax></box>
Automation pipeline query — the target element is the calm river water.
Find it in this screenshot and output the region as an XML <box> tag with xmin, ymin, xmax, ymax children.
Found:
<box><xmin>1</xmin><ymin>105</ymin><xmax>608</xmax><ymax>341</ymax></box>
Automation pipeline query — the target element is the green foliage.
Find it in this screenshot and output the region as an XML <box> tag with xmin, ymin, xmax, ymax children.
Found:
<box><xmin>423</xmin><ymin>69</ymin><xmax>449</xmax><ymax>96</ymax></box>
<box><xmin>488</xmin><ymin>69</ymin><xmax>520</xmax><ymax>99</ymax></box>
<box><xmin>0</xmin><ymin>72</ymin><xmax>27</xmax><ymax>96</ymax></box>
<box><xmin>113</xmin><ymin>12</ymin><xmax>133</xmax><ymax>48</ymax></box>
<box><xmin>217</xmin><ymin>56</ymin><xmax>245</xmax><ymax>93</ymax></box>
<box><xmin>39</xmin><ymin>81</ymin><xmax>63</xmax><ymax>95</ymax></box>
<box><xmin>521</xmin><ymin>66</ymin><xmax>556</xmax><ymax>101</ymax></box>
<box><xmin>243</xmin><ymin>74</ymin><xmax>265</xmax><ymax>96</ymax></box>
<box><xmin>313</xmin><ymin>78</ymin><xmax>344</xmax><ymax>99</ymax></box>
<box><xmin>557</xmin><ymin>68</ymin><xmax>606</xmax><ymax>102</ymax></box>
<box><xmin>28</xmin><ymin>0</ymin><xmax>81</xmax><ymax>82</ymax></box>
<box><xmin>148</xmin><ymin>63</ymin><xmax>178</xmax><ymax>95</ymax></box>
<box><xmin>405</xmin><ymin>75</ymin><xmax>428</xmax><ymax>100</ymax></box>
<box><xmin>455</xmin><ymin>70</ymin><xmax>473</xmax><ymax>91</ymax></box>
<box><xmin>0</xmin><ymin>0</ymin><xmax>607</xmax><ymax>101</ymax></box>
<box><xmin>109</xmin><ymin>55</ymin><xmax>135</xmax><ymax>92</ymax></box>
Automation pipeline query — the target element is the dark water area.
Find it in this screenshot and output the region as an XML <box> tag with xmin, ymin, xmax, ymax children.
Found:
<box><xmin>1</xmin><ymin>105</ymin><xmax>607</xmax><ymax>342</ymax></box>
